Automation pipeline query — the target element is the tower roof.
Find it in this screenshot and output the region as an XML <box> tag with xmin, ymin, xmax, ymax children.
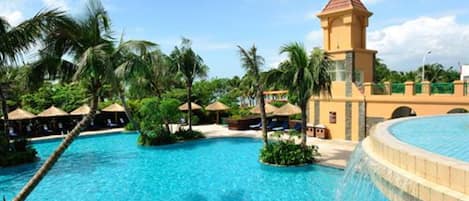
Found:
<box><xmin>322</xmin><ymin>0</ymin><xmax>368</xmax><ymax>12</ymax></box>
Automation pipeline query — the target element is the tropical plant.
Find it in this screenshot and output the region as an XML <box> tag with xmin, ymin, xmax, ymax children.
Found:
<box><xmin>237</xmin><ymin>45</ymin><xmax>268</xmax><ymax>145</ymax></box>
<box><xmin>0</xmin><ymin>9</ymin><xmax>65</xmax><ymax>137</ymax></box>
<box><xmin>260</xmin><ymin>140</ymin><xmax>319</xmax><ymax>166</ymax></box>
<box><xmin>170</xmin><ymin>38</ymin><xmax>208</xmax><ymax>131</ymax></box>
<box><xmin>267</xmin><ymin>43</ymin><xmax>332</xmax><ymax>147</ymax></box>
<box><xmin>14</xmin><ymin>1</ymin><xmax>115</xmax><ymax>200</ymax></box>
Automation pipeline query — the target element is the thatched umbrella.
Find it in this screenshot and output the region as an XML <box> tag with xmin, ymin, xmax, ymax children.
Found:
<box><xmin>273</xmin><ymin>103</ymin><xmax>301</xmax><ymax>116</ymax></box>
<box><xmin>2</xmin><ymin>108</ymin><xmax>36</xmax><ymax>120</ymax></box>
<box><xmin>205</xmin><ymin>101</ymin><xmax>230</xmax><ymax>124</ymax></box>
<box><xmin>178</xmin><ymin>102</ymin><xmax>202</xmax><ymax>111</ymax></box>
<box><xmin>70</xmin><ymin>104</ymin><xmax>91</xmax><ymax>116</ymax></box>
<box><xmin>250</xmin><ymin>103</ymin><xmax>278</xmax><ymax>114</ymax></box>
<box><xmin>2</xmin><ymin>108</ymin><xmax>36</xmax><ymax>135</ymax></box>
<box><xmin>102</xmin><ymin>103</ymin><xmax>125</xmax><ymax>123</ymax></box>
<box><xmin>37</xmin><ymin>106</ymin><xmax>69</xmax><ymax>117</ymax></box>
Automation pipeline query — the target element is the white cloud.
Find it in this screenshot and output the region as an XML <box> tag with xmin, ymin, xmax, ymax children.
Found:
<box><xmin>368</xmin><ymin>16</ymin><xmax>469</xmax><ymax>70</ymax></box>
<box><xmin>0</xmin><ymin>0</ymin><xmax>25</xmax><ymax>25</ymax></box>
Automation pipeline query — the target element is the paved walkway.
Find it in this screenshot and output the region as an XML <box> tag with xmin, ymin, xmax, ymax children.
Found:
<box><xmin>29</xmin><ymin>125</ymin><xmax>357</xmax><ymax>169</ymax></box>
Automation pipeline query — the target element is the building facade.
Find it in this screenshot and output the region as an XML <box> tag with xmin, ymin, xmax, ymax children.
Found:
<box><xmin>308</xmin><ymin>0</ymin><xmax>469</xmax><ymax>141</ymax></box>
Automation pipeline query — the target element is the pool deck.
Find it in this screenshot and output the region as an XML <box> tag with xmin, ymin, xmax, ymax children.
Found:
<box><xmin>29</xmin><ymin>125</ymin><xmax>357</xmax><ymax>169</ymax></box>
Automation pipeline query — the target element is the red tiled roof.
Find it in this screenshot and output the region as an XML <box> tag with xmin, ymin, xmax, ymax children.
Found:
<box><xmin>322</xmin><ymin>0</ymin><xmax>368</xmax><ymax>12</ymax></box>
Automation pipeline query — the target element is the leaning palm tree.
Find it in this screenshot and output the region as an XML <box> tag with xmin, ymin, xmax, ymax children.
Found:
<box><xmin>14</xmin><ymin>1</ymin><xmax>115</xmax><ymax>200</ymax></box>
<box><xmin>0</xmin><ymin>9</ymin><xmax>65</xmax><ymax>135</ymax></box>
<box><xmin>170</xmin><ymin>38</ymin><xmax>208</xmax><ymax>132</ymax></box>
<box><xmin>238</xmin><ymin>45</ymin><xmax>269</xmax><ymax>145</ymax></box>
<box><xmin>268</xmin><ymin>43</ymin><xmax>332</xmax><ymax>147</ymax></box>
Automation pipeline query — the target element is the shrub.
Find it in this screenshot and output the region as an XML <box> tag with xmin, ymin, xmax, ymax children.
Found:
<box><xmin>0</xmin><ymin>136</ymin><xmax>38</xmax><ymax>167</ymax></box>
<box><xmin>138</xmin><ymin>127</ymin><xmax>177</xmax><ymax>146</ymax></box>
<box><xmin>174</xmin><ymin>129</ymin><xmax>205</xmax><ymax>141</ymax></box>
<box><xmin>124</xmin><ymin>123</ymin><xmax>137</xmax><ymax>131</ymax></box>
<box><xmin>260</xmin><ymin>141</ymin><xmax>319</xmax><ymax>166</ymax></box>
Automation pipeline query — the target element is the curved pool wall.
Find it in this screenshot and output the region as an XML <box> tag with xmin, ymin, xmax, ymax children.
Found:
<box><xmin>363</xmin><ymin>115</ymin><xmax>469</xmax><ymax>201</ymax></box>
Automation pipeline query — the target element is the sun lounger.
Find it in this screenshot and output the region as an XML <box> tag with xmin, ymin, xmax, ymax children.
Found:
<box><xmin>107</xmin><ymin>119</ymin><xmax>118</xmax><ymax>128</ymax></box>
<box><xmin>8</xmin><ymin>127</ymin><xmax>17</xmax><ymax>137</ymax></box>
<box><xmin>249</xmin><ymin>121</ymin><xmax>261</xmax><ymax>129</ymax></box>
<box><xmin>272</xmin><ymin>121</ymin><xmax>289</xmax><ymax>131</ymax></box>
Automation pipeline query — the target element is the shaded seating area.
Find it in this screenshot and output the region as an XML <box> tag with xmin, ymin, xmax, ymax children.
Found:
<box><xmin>1</xmin><ymin>103</ymin><xmax>130</xmax><ymax>138</ymax></box>
<box><xmin>205</xmin><ymin>101</ymin><xmax>230</xmax><ymax>124</ymax></box>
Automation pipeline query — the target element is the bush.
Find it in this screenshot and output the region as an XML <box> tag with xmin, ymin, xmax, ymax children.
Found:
<box><xmin>174</xmin><ymin>129</ymin><xmax>205</xmax><ymax>141</ymax></box>
<box><xmin>124</xmin><ymin>123</ymin><xmax>137</xmax><ymax>131</ymax></box>
<box><xmin>260</xmin><ymin>141</ymin><xmax>319</xmax><ymax>166</ymax></box>
<box><xmin>0</xmin><ymin>137</ymin><xmax>38</xmax><ymax>167</ymax></box>
<box><xmin>138</xmin><ymin>127</ymin><xmax>177</xmax><ymax>146</ymax></box>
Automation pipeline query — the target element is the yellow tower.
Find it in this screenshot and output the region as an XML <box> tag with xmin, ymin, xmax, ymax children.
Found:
<box><xmin>317</xmin><ymin>0</ymin><xmax>377</xmax><ymax>84</ymax></box>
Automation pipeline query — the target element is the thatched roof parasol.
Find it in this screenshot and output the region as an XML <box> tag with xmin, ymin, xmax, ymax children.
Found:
<box><xmin>205</xmin><ymin>101</ymin><xmax>230</xmax><ymax>111</ymax></box>
<box><xmin>273</xmin><ymin>103</ymin><xmax>301</xmax><ymax>116</ymax></box>
<box><xmin>178</xmin><ymin>102</ymin><xmax>202</xmax><ymax>111</ymax></box>
<box><xmin>250</xmin><ymin>103</ymin><xmax>278</xmax><ymax>114</ymax></box>
<box><xmin>70</xmin><ymin>104</ymin><xmax>91</xmax><ymax>116</ymax></box>
<box><xmin>2</xmin><ymin>108</ymin><xmax>36</xmax><ymax>120</ymax></box>
<box><xmin>37</xmin><ymin>106</ymin><xmax>69</xmax><ymax>117</ymax></box>
<box><xmin>102</xmin><ymin>103</ymin><xmax>125</xmax><ymax>112</ymax></box>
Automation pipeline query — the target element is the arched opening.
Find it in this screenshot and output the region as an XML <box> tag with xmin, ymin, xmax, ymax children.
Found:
<box><xmin>447</xmin><ymin>108</ymin><xmax>468</xmax><ymax>114</ymax></box>
<box><xmin>391</xmin><ymin>106</ymin><xmax>417</xmax><ymax>119</ymax></box>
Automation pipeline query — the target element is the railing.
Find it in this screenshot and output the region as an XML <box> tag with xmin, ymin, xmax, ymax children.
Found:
<box><xmin>372</xmin><ymin>83</ymin><xmax>387</xmax><ymax>95</ymax></box>
<box><xmin>431</xmin><ymin>83</ymin><xmax>454</xmax><ymax>94</ymax></box>
<box><xmin>391</xmin><ymin>83</ymin><xmax>405</xmax><ymax>94</ymax></box>
<box><xmin>414</xmin><ymin>83</ymin><xmax>422</xmax><ymax>94</ymax></box>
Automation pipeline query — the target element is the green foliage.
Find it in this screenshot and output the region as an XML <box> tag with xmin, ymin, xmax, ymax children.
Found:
<box><xmin>270</xmin><ymin>101</ymin><xmax>286</xmax><ymax>108</ymax></box>
<box><xmin>158</xmin><ymin>98</ymin><xmax>182</xmax><ymax>124</ymax></box>
<box><xmin>174</xmin><ymin>129</ymin><xmax>205</xmax><ymax>141</ymax></box>
<box><xmin>260</xmin><ymin>141</ymin><xmax>319</xmax><ymax>166</ymax></box>
<box><xmin>0</xmin><ymin>137</ymin><xmax>38</xmax><ymax>167</ymax></box>
<box><xmin>124</xmin><ymin>123</ymin><xmax>137</xmax><ymax>131</ymax></box>
<box><xmin>375</xmin><ymin>59</ymin><xmax>460</xmax><ymax>83</ymax></box>
<box><xmin>138</xmin><ymin>126</ymin><xmax>176</xmax><ymax>146</ymax></box>
<box><xmin>21</xmin><ymin>83</ymin><xmax>87</xmax><ymax>113</ymax></box>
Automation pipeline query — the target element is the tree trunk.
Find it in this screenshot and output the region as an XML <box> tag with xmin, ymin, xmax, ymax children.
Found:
<box><xmin>258</xmin><ymin>89</ymin><xmax>268</xmax><ymax>146</ymax></box>
<box><xmin>0</xmin><ymin>86</ymin><xmax>9</xmax><ymax>143</ymax></box>
<box><xmin>118</xmin><ymin>91</ymin><xmax>139</xmax><ymax>131</ymax></box>
<box><xmin>187</xmin><ymin>84</ymin><xmax>193</xmax><ymax>132</ymax></box>
<box><xmin>13</xmin><ymin>92</ymin><xmax>100</xmax><ymax>201</ymax></box>
<box><xmin>300</xmin><ymin>103</ymin><xmax>308</xmax><ymax>148</ymax></box>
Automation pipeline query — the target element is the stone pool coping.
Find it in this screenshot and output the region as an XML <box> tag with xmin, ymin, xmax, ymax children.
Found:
<box><xmin>368</xmin><ymin>114</ymin><xmax>469</xmax><ymax>200</ymax></box>
<box><xmin>28</xmin><ymin>124</ymin><xmax>356</xmax><ymax>170</ymax></box>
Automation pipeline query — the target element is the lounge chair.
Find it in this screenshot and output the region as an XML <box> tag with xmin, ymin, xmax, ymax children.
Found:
<box><xmin>266</xmin><ymin>121</ymin><xmax>279</xmax><ymax>131</ymax></box>
<box><xmin>107</xmin><ymin>119</ymin><xmax>118</xmax><ymax>128</ymax></box>
<box><xmin>249</xmin><ymin>121</ymin><xmax>261</xmax><ymax>129</ymax></box>
<box><xmin>8</xmin><ymin>127</ymin><xmax>17</xmax><ymax>137</ymax></box>
<box><xmin>272</xmin><ymin>121</ymin><xmax>289</xmax><ymax>131</ymax></box>
<box><xmin>119</xmin><ymin>118</ymin><xmax>125</xmax><ymax>124</ymax></box>
<box><xmin>43</xmin><ymin>124</ymin><xmax>53</xmax><ymax>134</ymax></box>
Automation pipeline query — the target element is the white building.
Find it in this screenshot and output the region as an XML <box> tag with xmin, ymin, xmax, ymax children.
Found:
<box><xmin>461</xmin><ymin>65</ymin><xmax>469</xmax><ymax>81</ymax></box>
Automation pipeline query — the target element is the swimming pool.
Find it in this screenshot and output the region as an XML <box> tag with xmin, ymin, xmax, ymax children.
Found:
<box><xmin>0</xmin><ymin>133</ymin><xmax>348</xmax><ymax>201</ymax></box>
<box><xmin>390</xmin><ymin>114</ymin><xmax>469</xmax><ymax>162</ymax></box>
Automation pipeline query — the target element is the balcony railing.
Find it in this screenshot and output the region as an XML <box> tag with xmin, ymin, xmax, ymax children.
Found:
<box><xmin>431</xmin><ymin>83</ymin><xmax>454</xmax><ymax>94</ymax></box>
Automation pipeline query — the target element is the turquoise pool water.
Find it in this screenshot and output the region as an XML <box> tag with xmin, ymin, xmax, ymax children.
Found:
<box><xmin>390</xmin><ymin>115</ymin><xmax>469</xmax><ymax>162</ymax></box>
<box><xmin>0</xmin><ymin>133</ymin><xmax>347</xmax><ymax>201</ymax></box>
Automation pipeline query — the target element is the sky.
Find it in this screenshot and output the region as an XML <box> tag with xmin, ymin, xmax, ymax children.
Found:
<box><xmin>2</xmin><ymin>0</ymin><xmax>469</xmax><ymax>78</ymax></box>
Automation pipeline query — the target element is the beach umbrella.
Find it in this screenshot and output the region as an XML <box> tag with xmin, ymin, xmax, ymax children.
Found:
<box><xmin>2</xmin><ymin>108</ymin><xmax>36</xmax><ymax>120</ymax></box>
<box><xmin>37</xmin><ymin>106</ymin><xmax>69</xmax><ymax>117</ymax></box>
<box><xmin>205</xmin><ymin>101</ymin><xmax>230</xmax><ymax>124</ymax></box>
<box><xmin>102</xmin><ymin>103</ymin><xmax>125</xmax><ymax>122</ymax></box>
<box><xmin>70</xmin><ymin>104</ymin><xmax>91</xmax><ymax>116</ymax></box>
<box><xmin>273</xmin><ymin>103</ymin><xmax>301</xmax><ymax>116</ymax></box>
<box><xmin>250</xmin><ymin>103</ymin><xmax>278</xmax><ymax>114</ymax></box>
<box><xmin>178</xmin><ymin>102</ymin><xmax>202</xmax><ymax>111</ymax></box>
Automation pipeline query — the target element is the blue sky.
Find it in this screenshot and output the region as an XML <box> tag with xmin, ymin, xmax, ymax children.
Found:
<box><xmin>2</xmin><ymin>0</ymin><xmax>469</xmax><ymax>78</ymax></box>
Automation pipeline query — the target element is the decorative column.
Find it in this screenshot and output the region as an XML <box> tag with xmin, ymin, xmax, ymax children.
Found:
<box><xmin>453</xmin><ymin>80</ymin><xmax>464</xmax><ymax>97</ymax></box>
<box><xmin>404</xmin><ymin>82</ymin><xmax>415</xmax><ymax>96</ymax></box>
<box><xmin>421</xmin><ymin>81</ymin><xmax>431</xmax><ymax>96</ymax></box>
<box><xmin>363</xmin><ymin>82</ymin><xmax>372</xmax><ymax>96</ymax></box>
<box><xmin>384</xmin><ymin>81</ymin><xmax>392</xmax><ymax>95</ymax></box>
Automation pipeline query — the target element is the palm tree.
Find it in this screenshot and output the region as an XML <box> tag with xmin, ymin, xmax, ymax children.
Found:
<box><xmin>268</xmin><ymin>43</ymin><xmax>332</xmax><ymax>147</ymax></box>
<box><xmin>112</xmin><ymin>37</ymin><xmax>157</xmax><ymax>131</ymax></box>
<box><xmin>14</xmin><ymin>1</ymin><xmax>116</xmax><ymax>200</ymax></box>
<box><xmin>0</xmin><ymin>9</ymin><xmax>65</xmax><ymax>135</ymax></box>
<box><xmin>170</xmin><ymin>38</ymin><xmax>208</xmax><ymax>132</ymax></box>
<box><xmin>237</xmin><ymin>45</ymin><xmax>269</xmax><ymax>145</ymax></box>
